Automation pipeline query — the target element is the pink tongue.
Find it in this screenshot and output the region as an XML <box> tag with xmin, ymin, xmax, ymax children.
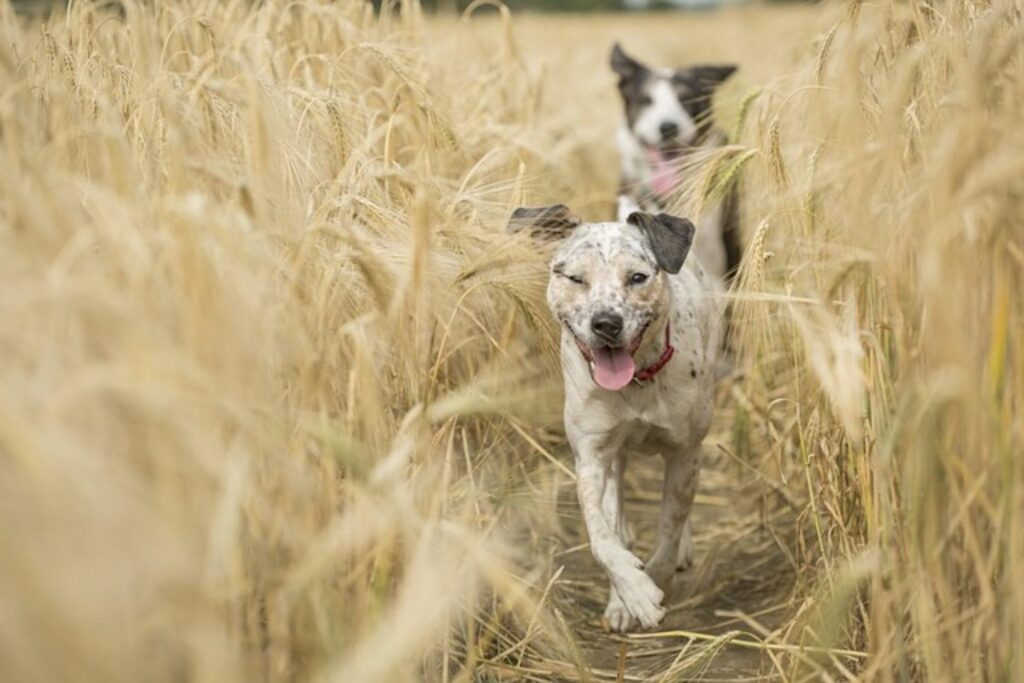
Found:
<box><xmin>648</xmin><ymin>149</ymin><xmax>678</xmax><ymax>196</ymax></box>
<box><xmin>592</xmin><ymin>347</ymin><xmax>636</xmax><ymax>391</ymax></box>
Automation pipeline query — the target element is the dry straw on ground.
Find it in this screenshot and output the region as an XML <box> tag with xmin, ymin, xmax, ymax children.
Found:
<box><xmin>0</xmin><ymin>0</ymin><xmax>1021</xmax><ymax>681</ymax></box>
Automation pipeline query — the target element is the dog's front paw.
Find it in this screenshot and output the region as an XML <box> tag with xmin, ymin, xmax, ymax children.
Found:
<box><xmin>612</xmin><ymin>565</ymin><xmax>666</xmax><ymax>630</ymax></box>
<box><xmin>598</xmin><ymin>544</ymin><xmax>666</xmax><ymax>629</ymax></box>
<box><xmin>603</xmin><ymin>589</ymin><xmax>634</xmax><ymax>633</ymax></box>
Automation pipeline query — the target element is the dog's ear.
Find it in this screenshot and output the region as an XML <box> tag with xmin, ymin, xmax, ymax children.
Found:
<box><xmin>627</xmin><ymin>211</ymin><xmax>695</xmax><ymax>274</ymax></box>
<box><xmin>611</xmin><ymin>43</ymin><xmax>646</xmax><ymax>82</ymax></box>
<box><xmin>686</xmin><ymin>64</ymin><xmax>738</xmax><ymax>91</ymax></box>
<box><xmin>507</xmin><ymin>204</ymin><xmax>582</xmax><ymax>241</ymax></box>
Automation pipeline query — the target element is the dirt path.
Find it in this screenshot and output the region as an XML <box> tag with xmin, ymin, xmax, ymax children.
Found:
<box><xmin>544</xmin><ymin>385</ymin><xmax>800</xmax><ymax>681</ymax></box>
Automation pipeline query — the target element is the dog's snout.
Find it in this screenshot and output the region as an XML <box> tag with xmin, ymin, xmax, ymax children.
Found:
<box><xmin>591</xmin><ymin>312</ymin><xmax>624</xmax><ymax>342</ymax></box>
<box><xmin>659</xmin><ymin>121</ymin><xmax>679</xmax><ymax>140</ymax></box>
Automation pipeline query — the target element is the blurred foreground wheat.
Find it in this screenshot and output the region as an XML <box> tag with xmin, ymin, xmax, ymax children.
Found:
<box><xmin>0</xmin><ymin>1</ymin><xmax>583</xmax><ymax>680</ymax></box>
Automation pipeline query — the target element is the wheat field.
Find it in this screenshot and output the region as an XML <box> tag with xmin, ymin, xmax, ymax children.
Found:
<box><xmin>0</xmin><ymin>0</ymin><xmax>1021</xmax><ymax>681</ymax></box>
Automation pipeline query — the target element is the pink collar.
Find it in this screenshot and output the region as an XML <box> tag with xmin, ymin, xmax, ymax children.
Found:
<box><xmin>633</xmin><ymin>322</ymin><xmax>675</xmax><ymax>383</ymax></box>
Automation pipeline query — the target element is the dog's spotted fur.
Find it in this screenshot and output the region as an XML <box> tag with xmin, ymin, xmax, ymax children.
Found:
<box><xmin>509</xmin><ymin>207</ymin><xmax>723</xmax><ymax>632</ymax></box>
<box><xmin>549</xmin><ymin>223</ymin><xmax>669</xmax><ymax>357</ymax></box>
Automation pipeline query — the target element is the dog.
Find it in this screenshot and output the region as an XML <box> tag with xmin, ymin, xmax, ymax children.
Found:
<box><xmin>508</xmin><ymin>204</ymin><xmax>722</xmax><ymax>632</ymax></box>
<box><xmin>611</xmin><ymin>43</ymin><xmax>742</xmax><ymax>285</ymax></box>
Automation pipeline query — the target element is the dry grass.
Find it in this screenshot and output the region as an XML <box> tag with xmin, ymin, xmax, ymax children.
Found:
<box><xmin>732</xmin><ymin>1</ymin><xmax>1024</xmax><ymax>679</ymax></box>
<box><xmin>0</xmin><ymin>0</ymin><xmax>1022</xmax><ymax>681</ymax></box>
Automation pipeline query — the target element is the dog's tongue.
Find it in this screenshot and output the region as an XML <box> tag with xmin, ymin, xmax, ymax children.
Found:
<box><xmin>648</xmin><ymin>148</ymin><xmax>678</xmax><ymax>197</ymax></box>
<box><xmin>592</xmin><ymin>347</ymin><xmax>636</xmax><ymax>391</ymax></box>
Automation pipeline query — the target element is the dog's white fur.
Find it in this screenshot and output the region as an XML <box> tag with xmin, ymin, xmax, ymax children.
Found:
<box><xmin>546</xmin><ymin>216</ymin><xmax>722</xmax><ymax>632</ymax></box>
<box><xmin>628</xmin><ymin>71</ymin><xmax>699</xmax><ymax>150</ymax></box>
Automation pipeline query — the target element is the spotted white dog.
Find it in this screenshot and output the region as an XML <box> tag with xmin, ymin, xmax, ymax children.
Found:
<box><xmin>508</xmin><ymin>205</ymin><xmax>722</xmax><ymax>632</ymax></box>
<box><xmin>611</xmin><ymin>43</ymin><xmax>741</xmax><ymax>284</ymax></box>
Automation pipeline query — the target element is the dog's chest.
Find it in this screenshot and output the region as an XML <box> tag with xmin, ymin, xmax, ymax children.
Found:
<box><xmin>617</xmin><ymin>410</ymin><xmax>681</xmax><ymax>455</ymax></box>
<box><xmin>609</xmin><ymin>379</ymin><xmax>707</xmax><ymax>453</ymax></box>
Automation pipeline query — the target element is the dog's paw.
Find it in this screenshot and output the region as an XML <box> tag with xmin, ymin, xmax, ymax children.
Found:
<box><xmin>599</xmin><ymin>544</ymin><xmax>666</xmax><ymax>629</ymax></box>
<box><xmin>676</xmin><ymin>521</ymin><xmax>694</xmax><ymax>571</ymax></box>
<box><xmin>603</xmin><ymin>589</ymin><xmax>634</xmax><ymax>633</ymax></box>
<box><xmin>613</xmin><ymin>566</ymin><xmax>666</xmax><ymax>630</ymax></box>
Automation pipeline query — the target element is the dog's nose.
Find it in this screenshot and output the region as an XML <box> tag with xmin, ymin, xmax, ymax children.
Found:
<box><xmin>591</xmin><ymin>312</ymin><xmax>624</xmax><ymax>342</ymax></box>
<box><xmin>659</xmin><ymin>121</ymin><xmax>680</xmax><ymax>140</ymax></box>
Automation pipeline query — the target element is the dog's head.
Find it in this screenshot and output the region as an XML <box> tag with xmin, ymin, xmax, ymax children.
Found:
<box><xmin>508</xmin><ymin>205</ymin><xmax>695</xmax><ymax>390</ymax></box>
<box><xmin>611</xmin><ymin>43</ymin><xmax>736</xmax><ymax>153</ymax></box>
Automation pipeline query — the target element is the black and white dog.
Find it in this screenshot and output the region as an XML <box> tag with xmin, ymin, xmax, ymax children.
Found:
<box><xmin>611</xmin><ymin>44</ymin><xmax>742</xmax><ymax>284</ymax></box>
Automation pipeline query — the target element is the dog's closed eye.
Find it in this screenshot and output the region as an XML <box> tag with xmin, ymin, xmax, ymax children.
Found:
<box><xmin>553</xmin><ymin>263</ymin><xmax>586</xmax><ymax>285</ymax></box>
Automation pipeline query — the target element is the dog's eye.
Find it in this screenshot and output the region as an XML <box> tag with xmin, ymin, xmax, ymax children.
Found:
<box><xmin>639</xmin><ymin>95</ymin><xmax>652</xmax><ymax>107</ymax></box>
<box><xmin>629</xmin><ymin>272</ymin><xmax>649</xmax><ymax>285</ymax></box>
<box><xmin>566</xmin><ymin>274</ymin><xmax>585</xmax><ymax>285</ymax></box>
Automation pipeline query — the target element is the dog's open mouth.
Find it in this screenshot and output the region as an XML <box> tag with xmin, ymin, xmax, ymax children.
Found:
<box><xmin>573</xmin><ymin>329</ymin><xmax>647</xmax><ymax>391</ymax></box>
<box><xmin>645</xmin><ymin>144</ymin><xmax>686</xmax><ymax>196</ymax></box>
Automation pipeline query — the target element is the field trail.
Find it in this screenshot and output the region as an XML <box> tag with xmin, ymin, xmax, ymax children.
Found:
<box><xmin>496</xmin><ymin>14</ymin><xmax>814</xmax><ymax>679</ymax></box>
<box><xmin>545</xmin><ymin>375</ymin><xmax>798</xmax><ymax>681</ymax></box>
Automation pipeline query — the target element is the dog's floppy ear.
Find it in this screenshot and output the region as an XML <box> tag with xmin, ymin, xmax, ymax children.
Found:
<box><xmin>627</xmin><ymin>211</ymin><xmax>695</xmax><ymax>274</ymax></box>
<box><xmin>507</xmin><ymin>204</ymin><xmax>582</xmax><ymax>241</ymax></box>
<box><xmin>611</xmin><ymin>43</ymin><xmax>646</xmax><ymax>81</ymax></box>
<box><xmin>688</xmin><ymin>64</ymin><xmax>738</xmax><ymax>91</ymax></box>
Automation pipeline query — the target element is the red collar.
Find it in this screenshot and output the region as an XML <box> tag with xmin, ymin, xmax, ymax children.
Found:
<box><xmin>633</xmin><ymin>322</ymin><xmax>675</xmax><ymax>383</ymax></box>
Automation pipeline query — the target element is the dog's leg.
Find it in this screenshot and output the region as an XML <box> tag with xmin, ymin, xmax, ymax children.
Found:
<box><xmin>616</xmin><ymin>194</ymin><xmax>642</xmax><ymax>223</ymax></box>
<box><xmin>644</xmin><ymin>450</ymin><xmax>700</xmax><ymax>592</ymax></box>
<box><xmin>576</xmin><ymin>454</ymin><xmax>665</xmax><ymax>631</ymax></box>
<box><xmin>600</xmin><ymin>450</ymin><xmax>630</xmax><ymax>547</ymax></box>
<box><xmin>676</xmin><ymin>517</ymin><xmax>694</xmax><ymax>571</ymax></box>
<box><xmin>599</xmin><ymin>451</ymin><xmax>636</xmax><ymax>632</ymax></box>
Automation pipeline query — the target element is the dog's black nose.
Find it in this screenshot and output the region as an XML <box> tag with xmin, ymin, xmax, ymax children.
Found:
<box><xmin>659</xmin><ymin>121</ymin><xmax>680</xmax><ymax>140</ymax></box>
<box><xmin>591</xmin><ymin>312</ymin><xmax>624</xmax><ymax>342</ymax></box>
